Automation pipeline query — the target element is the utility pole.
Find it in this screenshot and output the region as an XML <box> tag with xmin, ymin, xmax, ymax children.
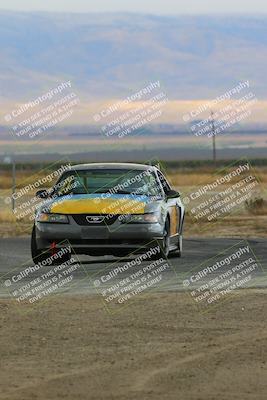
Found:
<box><xmin>12</xmin><ymin>159</ymin><xmax>16</xmax><ymax>212</ymax></box>
<box><xmin>210</xmin><ymin>111</ymin><xmax>216</xmax><ymax>165</ymax></box>
<box><xmin>3</xmin><ymin>155</ymin><xmax>16</xmax><ymax>212</ymax></box>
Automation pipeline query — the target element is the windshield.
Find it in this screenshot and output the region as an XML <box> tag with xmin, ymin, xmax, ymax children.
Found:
<box><xmin>53</xmin><ymin>169</ymin><xmax>163</xmax><ymax>197</ymax></box>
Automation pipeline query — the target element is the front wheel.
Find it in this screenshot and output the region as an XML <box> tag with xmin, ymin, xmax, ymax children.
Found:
<box><xmin>31</xmin><ymin>225</ymin><xmax>71</xmax><ymax>264</ymax></box>
<box><xmin>140</xmin><ymin>220</ymin><xmax>171</xmax><ymax>260</ymax></box>
<box><xmin>159</xmin><ymin>220</ymin><xmax>171</xmax><ymax>258</ymax></box>
<box><xmin>31</xmin><ymin>225</ymin><xmax>48</xmax><ymax>264</ymax></box>
<box><xmin>171</xmin><ymin>235</ymin><xmax>183</xmax><ymax>258</ymax></box>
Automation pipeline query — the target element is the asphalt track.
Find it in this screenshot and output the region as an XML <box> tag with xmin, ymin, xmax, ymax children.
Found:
<box><xmin>0</xmin><ymin>237</ymin><xmax>266</xmax><ymax>299</ymax></box>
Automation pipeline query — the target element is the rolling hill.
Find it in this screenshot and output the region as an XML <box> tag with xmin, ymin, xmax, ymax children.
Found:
<box><xmin>0</xmin><ymin>11</ymin><xmax>267</xmax><ymax>102</ymax></box>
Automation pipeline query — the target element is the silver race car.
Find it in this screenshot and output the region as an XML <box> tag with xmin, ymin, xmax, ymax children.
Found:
<box><xmin>31</xmin><ymin>163</ymin><xmax>185</xmax><ymax>262</ymax></box>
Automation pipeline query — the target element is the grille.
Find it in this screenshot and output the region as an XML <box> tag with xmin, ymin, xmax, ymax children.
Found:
<box><xmin>72</xmin><ymin>214</ymin><xmax>118</xmax><ymax>226</ymax></box>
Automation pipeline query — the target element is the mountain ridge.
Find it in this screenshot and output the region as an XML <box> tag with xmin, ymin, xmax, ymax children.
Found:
<box><xmin>0</xmin><ymin>11</ymin><xmax>266</xmax><ymax>102</ymax></box>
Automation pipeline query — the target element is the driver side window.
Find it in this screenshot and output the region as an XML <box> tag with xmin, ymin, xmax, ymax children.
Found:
<box><xmin>54</xmin><ymin>174</ymin><xmax>83</xmax><ymax>196</ymax></box>
<box><xmin>157</xmin><ymin>171</ymin><xmax>171</xmax><ymax>194</ymax></box>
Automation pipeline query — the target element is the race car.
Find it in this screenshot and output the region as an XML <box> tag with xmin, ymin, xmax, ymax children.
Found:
<box><xmin>31</xmin><ymin>163</ymin><xmax>185</xmax><ymax>262</ymax></box>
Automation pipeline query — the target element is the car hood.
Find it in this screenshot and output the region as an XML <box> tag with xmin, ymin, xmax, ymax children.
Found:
<box><xmin>40</xmin><ymin>193</ymin><xmax>162</xmax><ymax>215</ymax></box>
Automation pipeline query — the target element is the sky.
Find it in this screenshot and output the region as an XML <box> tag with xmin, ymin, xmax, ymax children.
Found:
<box><xmin>0</xmin><ymin>0</ymin><xmax>266</xmax><ymax>14</ymax></box>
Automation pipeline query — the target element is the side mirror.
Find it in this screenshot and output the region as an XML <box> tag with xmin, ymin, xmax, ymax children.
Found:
<box><xmin>166</xmin><ymin>189</ymin><xmax>180</xmax><ymax>199</ymax></box>
<box><xmin>36</xmin><ymin>189</ymin><xmax>49</xmax><ymax>199</ymax></box>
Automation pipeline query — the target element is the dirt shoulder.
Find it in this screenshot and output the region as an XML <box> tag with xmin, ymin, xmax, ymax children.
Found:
<box><xmin>0</xmin><ymin>290</ymin><xmax>267</xmax><ymax>400</ymax></box>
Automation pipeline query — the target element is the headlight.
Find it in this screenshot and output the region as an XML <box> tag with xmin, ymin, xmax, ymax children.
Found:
<box><xmin>122</xmin><ymin>213</ymin><xmax>159</xmax><ymax>224</ymax></box>
<box><xmin>36</xmin><ymin>213</ymin><xmax>69</xmax><ymax>224</ymax></box>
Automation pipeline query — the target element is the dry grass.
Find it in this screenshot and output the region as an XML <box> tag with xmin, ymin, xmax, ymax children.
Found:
<box><xmin>184</xmin><ymin>215</ymin><xmax>267</xmax><ymax>238</ymax></box>
<box><xmin>0</xmin><ymin>165</ymin><xmax>266</xmax><ymax>237</ymax></box>
<box><xmin>245</xmin><ymin>198</ymin><xmax>267</xmax><ymax>215</ymax></box>
<box><xmin>0</xmin><ymin>170</ymin><xmax>55</xmax><ymax>189</ymax></box>
<box><xmin>168</xmin><ymin>166</ymin><xmax>267</xmax><ymax>186</ymax></box>
<box><xmin>0</xmin><ymin>211</ymin><xmax>16</xmax><ymax>224</ymax></box>
<box><xmin>1</xmin><ymin>166</ymin><xmax>267</xmax><ymax>189</ymax></box>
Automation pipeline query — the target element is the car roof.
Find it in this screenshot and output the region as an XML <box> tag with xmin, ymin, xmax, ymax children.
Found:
<box><xmin>67</xmin><ymin>163</ymin><xmax>158</xmax><ymax>172</ymax></box>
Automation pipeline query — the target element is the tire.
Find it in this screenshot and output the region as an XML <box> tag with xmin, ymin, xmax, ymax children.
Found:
<box><xmin>141</xmin><ymin>221</ymin><xmax>170</xmax><ymax>261</ymax></box>
<box><xmin>31</xmin><ymin>225</ymin><xmax>48</xmax><ymax>264</ymax></box>
<box><xmin>173</xmin><ymin>235</ymin><xmax>183</xmax><ymax>258</ymax></box>
<box><xmin>159</xmin><ymin>219</ymin><xmax>171</xmax><ymax>258</ymax></box>
<box><xmin>31</xmin><ymin>225</ymin><xmax>71</xmax><ymax>264</ymax></box>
